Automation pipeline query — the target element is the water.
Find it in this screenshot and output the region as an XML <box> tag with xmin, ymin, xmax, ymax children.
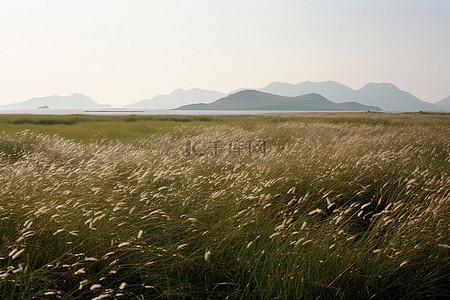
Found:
<box><xmin>0</xmin><ymin>109</ymin><xmax>333</xmax><ymax>115</ymax></box>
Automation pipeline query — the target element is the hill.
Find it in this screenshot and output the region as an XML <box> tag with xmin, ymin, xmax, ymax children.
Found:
<box><xmin>435</xmin><ymin>96</ymin><xmax>450</xmax><ymax>112</ymax></box>
<box><xmin>357</xmin><ymin>82</ymin><xmax>442</xmax><ymax>112</ymax></box>
<box><xmin>125</xmin><ymin>88</ymin><xmax>225</xmax><ymax>109</ymax></box>
<box><xmin>0</xmin><ymin>93</ymin><xmax>111</xmax><ymax>110</ymax></box>
<box><xmin>259</xmin><ymin>81</ymin><xmax>443</xmax><ymax>112</ymax></box>
<box><xmin>176</xmin><ymin>90</ymin><xmax>381</xmax><ymax>111</ymax></box>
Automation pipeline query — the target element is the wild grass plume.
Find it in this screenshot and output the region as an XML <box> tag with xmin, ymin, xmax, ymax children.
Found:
<box><xmin>0</xmin><ymin>112</ymin><xmax>449</xmax><ymax>299</ymax></box>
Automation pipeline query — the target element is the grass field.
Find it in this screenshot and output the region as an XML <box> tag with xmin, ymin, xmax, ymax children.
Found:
<box><xmin>0</xmin><ymin>112</ymin><xmax>449</xmax><ymax>299</ymax></box>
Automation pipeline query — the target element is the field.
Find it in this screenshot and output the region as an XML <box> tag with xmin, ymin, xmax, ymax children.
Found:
<box><xmin>0</xmin><ymin>112</ymin><xmax>449</xmax><ymax>299</ymax></box>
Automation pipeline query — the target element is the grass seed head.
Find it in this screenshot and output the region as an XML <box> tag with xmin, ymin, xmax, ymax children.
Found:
<box><xmin>204</xmin><ymin>250</ymin><xmax>211</xmax><ymax>263</ymax></box>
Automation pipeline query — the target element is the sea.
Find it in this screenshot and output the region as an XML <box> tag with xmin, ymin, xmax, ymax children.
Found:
<box><xmin>0</xmin><ymin>109</ymin><xmax>336</xmax><ymax>115</ymax></box>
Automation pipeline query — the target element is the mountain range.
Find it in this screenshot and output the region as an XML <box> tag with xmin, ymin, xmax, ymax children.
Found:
<box><xmin>0</xmin><ymin>93</ymin><xmax>111</xmax><ymax>110</ymax></box>
<box><xmin>259</xmin><ymin>81</ymin><xmax>443</xmax><ymax>112</ymax></box>
<box><xmin>124</xmin><ymin>88</ymin><xmax>225</xmax><ymax>110</ymax></box>
<box><xmin>176</xmin><ymin>90</ymin><xmax>381</xmax><ymax>111</ymax></box>
<box><xmin>0</xmin><ymin>82</ymin><xmax>448</xmax><ymax>112</ymax></box>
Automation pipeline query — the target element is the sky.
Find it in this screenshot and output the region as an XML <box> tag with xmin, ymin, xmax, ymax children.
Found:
<box><xmin>1</xmin><ymin>0</ymin><xmax>449</xmax><ymax>107</ymax></box>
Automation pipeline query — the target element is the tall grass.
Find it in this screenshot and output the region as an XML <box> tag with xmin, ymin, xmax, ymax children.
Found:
<box><xmin>0</xmin><ymin>113</ymin><xmax>449</xmax><ymax>299</ymax></box>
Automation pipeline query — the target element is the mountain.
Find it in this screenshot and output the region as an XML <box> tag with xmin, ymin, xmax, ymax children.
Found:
<box><xmin>0</xmin><ymin>93</ymin><xmax>112</xmax><ymax>109</ymax></box>
<box><xmin>260</xmin><ymin>81</ymin><xmax>359</xmax><ymax>101</ymax></box>
<box><xmin>357</xmin><ymin>83</ymin><xmax>442</xmax><ymax>112</ymax></box>
<box><xmin>259</xmin><ymin>81</ymin><xmax>443</xmax><ymax>112</ymax></box>
<box><xmin>125</xmin><ymin>88</ymin><xmax>225</xmax><ymax>109</ymax></box>
<box><xmin>435</xmin><ymin>96</ymin><xmax>450</xmax><ymax>112</ymax></box>
<box><xmin>176</xmin><ymin>90</ymin><xmax>381</xmax><ymax>111</ymax></box>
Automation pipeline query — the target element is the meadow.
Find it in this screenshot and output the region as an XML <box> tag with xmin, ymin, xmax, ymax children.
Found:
<box><xmin>0</xmin><ymin>112</ymin><xmax>449</xmax><ymax>299</ymax></box>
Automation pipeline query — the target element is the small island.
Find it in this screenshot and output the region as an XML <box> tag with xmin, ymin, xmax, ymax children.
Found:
<box><xmin>37</xmin><ymin>105</ymin><xmax>50</xmax><ymax>109</ymax></box>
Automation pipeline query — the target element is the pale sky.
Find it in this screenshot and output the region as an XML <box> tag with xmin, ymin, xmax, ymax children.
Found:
<box><xmin>1</xmin><ymin>0</ymin><xmax>449</xmax><ymax>107</ymax></box>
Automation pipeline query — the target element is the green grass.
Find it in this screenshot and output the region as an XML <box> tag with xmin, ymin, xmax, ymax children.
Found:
<box><xmin>0</xmin><ymin>115</ymin><xmax>223</xmax><ymax>142</ymax></box>
<box><xmin>0</xmin><ymin>112</ymin><xmax>449</xmax><ymax>299</ymax></box>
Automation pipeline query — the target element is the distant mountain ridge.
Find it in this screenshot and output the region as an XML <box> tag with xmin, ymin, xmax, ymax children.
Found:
<box><xmin>125</xmin><ymin>88</ymin><xmax>226</xmax><ymax>109</ymax></box>
<box><xmin>0</xmin><ymin>93</ymin><xmax>111</xmax><ymax>110</ymax></box>
<box><xmin>435</xmin><ymin>96</ymin><xmax>450</xmax><ymax>111</ymax></box>
<box><xmin>0</xmin><ymin>82</ymin><xmax>447</xmax><ymax>112</ymax></box>
<box><xmin>176</xmin><ymin>90</ymin><xmax>381</xmax><ymax>111</ymax></box>
<box><xmin>258</xmin><ymin>81</ymin><xmax>443</xmax><ymax>112</ymax></box>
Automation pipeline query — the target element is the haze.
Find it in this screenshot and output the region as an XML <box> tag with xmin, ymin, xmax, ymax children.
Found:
<box><xmin>1</xmin><ymin>0</ymin><xmax>449</xmax><ymax>107</ymax></box>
